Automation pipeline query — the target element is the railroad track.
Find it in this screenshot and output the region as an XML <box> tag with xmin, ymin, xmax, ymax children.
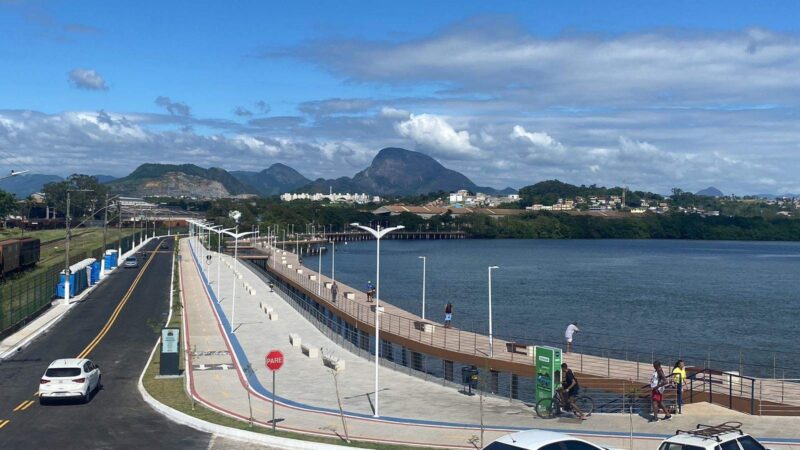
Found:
<box><xmin>39</xmin><ymin>230</ymin><xmax>97</xmax><ymax>250</ymax></box>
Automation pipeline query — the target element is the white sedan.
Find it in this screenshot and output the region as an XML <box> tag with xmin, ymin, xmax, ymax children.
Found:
<box><xmin>484</xmin><ymin>429</ymin><xmax>619</xmax><ymax>450</ymax></box>
<box><xmin>39</xmin><ymin>358</ymin><xmax>102</xmax><ymax>404</ymax></box>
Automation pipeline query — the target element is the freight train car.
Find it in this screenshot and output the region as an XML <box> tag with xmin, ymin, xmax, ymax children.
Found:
<box><xmin>0</xmin><ymin>238</ymin><xmax>41</xmax><ymax>276</ymax></box>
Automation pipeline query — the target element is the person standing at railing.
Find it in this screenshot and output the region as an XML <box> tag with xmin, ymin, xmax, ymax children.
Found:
<box><xmin>366</xmin><ymin>281</ymin><xmax>375</xmax><ymax>302</ymax></box>
<box><xmin>564</xmin><ymin>322</ymin><xmax>580</xmax><ymax>353</ymax></box>
<box><xmin>444</xmin><ymin>302</ymin><xmax>453</xmax><ymax>328</ymax></box>
<box><xmin>672</xmin><ymin>359</ymin><xmax>686</xmax><ymax>414</ymax></box>
<box><xmin>331</xmin><ymin>282</ymin><xmax>338</xmax><ymax>303</ymax></box>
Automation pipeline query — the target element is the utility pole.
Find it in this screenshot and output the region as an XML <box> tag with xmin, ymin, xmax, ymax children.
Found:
<box><xmin>63</xmin><ymin>191</ymin><xmax>72</xmax><ymax>304</ymax></box>
<box><xmin>101</xmin><ymin>193</ymin><xmax>109</xmax><ymax>277</ymax></box>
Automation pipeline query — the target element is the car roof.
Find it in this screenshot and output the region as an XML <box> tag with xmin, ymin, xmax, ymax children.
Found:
<box><xmin>492</xmin><ymin>429</ymin><xmax>595</xmax><ymax>447</ymax></box>
<box><xmin>665</xmin><ymin>431</ymin><xmax>745</xmax><ymax>445</ymax></box>
<box><xmin>47</xmin><ymin>358</ymin><xmax>89</xmax><ymax>368</ymax></box>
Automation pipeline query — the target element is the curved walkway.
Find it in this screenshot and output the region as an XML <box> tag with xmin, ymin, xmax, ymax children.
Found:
<box><xmin>180</xmin><ymin>238</ymin><xmax>800</xmax><ymax>449</ymax></box>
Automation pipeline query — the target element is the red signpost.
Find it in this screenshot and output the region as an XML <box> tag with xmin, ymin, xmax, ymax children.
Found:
<box><xmin>265</xmin><ymin>350</ymin><xmax>283</xmax><ymax>431</ymax></box>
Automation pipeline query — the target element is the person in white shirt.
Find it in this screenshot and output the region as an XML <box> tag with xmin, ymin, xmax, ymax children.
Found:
<box><xmin>564</xmin><ymin>322</ymin><xmax>580</xmax><ymax>353</ymax></box>
<box><xmin>649</xmin><ymin>360</ymin><xmax>672</xmax><ymax>422</ymax></box>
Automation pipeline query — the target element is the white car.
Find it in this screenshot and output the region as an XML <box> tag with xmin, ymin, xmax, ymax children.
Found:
<box><xmin>39</xmin><ymin>358</ymin><xmax>102</xmax><ymax>404</ymax></box>
<box><xmin>124</xmin><ymin>256</ymin><xmax>138</xmax><ymax>268</ymax></box>
<box><xmin>658</xmin><ymin>422</ymin><xmax>770</xmax><ymax>450</ymax></box>
<box><xmin>484</xmin><ymin>429</ymin><xmax>619</xmax><ymax>450</ymax></box>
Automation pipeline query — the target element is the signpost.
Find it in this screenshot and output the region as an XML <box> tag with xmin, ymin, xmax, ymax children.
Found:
<box><xmin>265</xmin><ymin>350</ymin><xmax>284</xmax><ymax>431</ymax></box>
<box><xmin>160</xmin><ymin>328</ymin><xmax>181</xmax><ymax>376</ymax></box>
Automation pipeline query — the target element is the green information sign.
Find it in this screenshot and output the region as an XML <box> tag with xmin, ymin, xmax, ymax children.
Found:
<box><xmin>534</xmin><ymin>345</ymin><xmax>562</xmax><ymax>403</ymax></box>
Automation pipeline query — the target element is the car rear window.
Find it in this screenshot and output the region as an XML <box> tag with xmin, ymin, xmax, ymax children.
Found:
<box><xmin>126</xmin><ymin>257</ymin><xmax>136</xmax><ymax>261</ymax></box>
<box><xmin>737</xmin><ymin>436</ymin><xmax>766</xmax><ymax>450</ymax></box>
<box><xmin>483</xmin><ymin>443</ymin><xmax>525</xmax><ymax>450</ymax></box>
<box><xmin>45</xmin><ymin>368</ymin><xmax>81</xmax><ymax>377</ymax></box>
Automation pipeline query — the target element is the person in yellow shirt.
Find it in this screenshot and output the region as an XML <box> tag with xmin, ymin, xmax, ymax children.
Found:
<box><xmin>672</xmin><ymin>360</ymin><xmax>687</xmax><ymax>414</ymax></box>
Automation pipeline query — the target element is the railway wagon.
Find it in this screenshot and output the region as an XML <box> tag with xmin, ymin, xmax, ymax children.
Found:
<box><xmin>0</xmin><ymin>239</ymin><xmax>22</xmax><ymax>276</ymax></box>
<box><xmin>19</xmin><ymin>238</ymin><xmax>41</xmax><ymax>267</ymax></box>
<box><xmin>0</xmin><ymin>237</ymin><xmax>42</xmax><ymax>276</ymax></box>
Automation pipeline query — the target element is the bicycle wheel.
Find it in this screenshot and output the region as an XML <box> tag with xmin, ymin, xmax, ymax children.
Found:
<box><xmin>575</xmin><ymin>396</ymin><xmax>595</xmax><ymax>416</ymax></box>
<box><xmin>535</xmin><ymin>397</ymin><xmax>556</xmax><ymax>419</ymax></box>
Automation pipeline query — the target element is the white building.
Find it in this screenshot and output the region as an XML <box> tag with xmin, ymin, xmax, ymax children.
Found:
<box><xmin>280</xmin><ymin>192</ymin><xmax>379</xmax><ymax>204</ymax></box>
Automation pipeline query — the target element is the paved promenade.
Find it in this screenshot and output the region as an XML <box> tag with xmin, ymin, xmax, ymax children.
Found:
<box><xmin>180</xmin><ymin>238</ymin><xmax>800</xmax><ymax>449</ymax></box>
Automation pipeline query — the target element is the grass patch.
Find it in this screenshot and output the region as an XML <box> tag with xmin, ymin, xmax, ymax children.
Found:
<box><xmin>142</xmin><ymin>242</ymin><xmax>440</xmax><ymax>450</ymax></box>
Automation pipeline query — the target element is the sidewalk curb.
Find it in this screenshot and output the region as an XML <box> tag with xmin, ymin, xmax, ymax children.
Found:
<box><xmin>138</xmin><ymin>240</ymin><xmax>350</xmax><ymax>450</ymax></box>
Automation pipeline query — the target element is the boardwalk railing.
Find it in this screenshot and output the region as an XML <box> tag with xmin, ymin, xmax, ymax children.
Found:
<box><xmin>254</xmin><ymin>244</ymin><xmax>800</xmax><ymax>415</ymax></box>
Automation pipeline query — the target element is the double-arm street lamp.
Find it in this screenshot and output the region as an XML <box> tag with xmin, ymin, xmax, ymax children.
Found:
<box><xmin>349</xmin><ymin>222</ymin><xmax>404</xmax><ymax>418</ymax></box>
<box><xmin>488</xmin><ymin>265</ymin><xmax>499</xmax><ymax>357</ymax></box>
<box><xmin>418</xmin><ymin>256</ymin><xmax>426</xmax><ymax>321</ymax></box>
<box><xmin>222</xmin><ymin>228</ymin><xmax>255</xmax><ymax>333</ymax></box>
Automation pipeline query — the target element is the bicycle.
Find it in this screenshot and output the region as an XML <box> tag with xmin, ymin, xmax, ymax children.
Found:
<box><xmin>535</xmin><ymin>389</ymin><xmax>594</xmax><ymax>419</ymax></box>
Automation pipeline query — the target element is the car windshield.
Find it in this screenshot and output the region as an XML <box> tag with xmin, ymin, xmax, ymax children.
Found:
<box><xmin>45</xmin><ymin>368</ymin><xmax>81</xmax><ymax>377</ymax></box>
<box><xmin>126</xmin><ymin>257</ymin><xmax>136</xmax><ymax>262</ymax></box>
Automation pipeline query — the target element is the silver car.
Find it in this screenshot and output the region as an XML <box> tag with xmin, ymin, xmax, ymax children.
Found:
<box><xmin>123</xmin><ymin>256</ymin><xmax>138</xmax><ymax>268</ymax></box>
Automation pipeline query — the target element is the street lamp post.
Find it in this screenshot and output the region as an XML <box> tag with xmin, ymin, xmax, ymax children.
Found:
<box><xmin>222</xmin><ymin>228</ymin><xmax>255</xmax><ymax>333</ymax></box>
<box><xmin>317</xmin><ymin>246</ymin><xmax>326</xmax><ymax>295</ymax></box>
<box><xmin>213</xmin><ymin>226</ymin><xmax>234</xmax><ymax>300</ymax></box>
<box><xmin>329</xmin><ymin>240</ymin><xmax>335</xmax><ymax>283</ymax></box>
<box><xmin>349</xmin><ymin>222</ymin><xmax>404</xmax><ymax>418</ymax></box>
<box><xmin>63</xmin><ymin>188</ymin><xmax>93</xmax><ymax>304</ymax></box>
<box><xmin>419</xmin><ymin>256</ymin><xmax>427</xmax><ymax>321</ymax></box>
<box><xmin>488</xmin><ymin>265</ymin><xmax>499</xmax><ymax>357</ymax></box>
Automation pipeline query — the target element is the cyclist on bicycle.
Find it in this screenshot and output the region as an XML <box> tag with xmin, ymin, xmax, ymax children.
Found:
<box><xmin>559</xmin><ymin>363</ymin><xmax>586</xmax><ymax>420</ymax></box>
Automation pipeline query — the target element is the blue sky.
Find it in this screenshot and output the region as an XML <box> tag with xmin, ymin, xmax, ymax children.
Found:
<box><xmin>1</xmin><ymin>1</ymin><xmax>799</xmax><ymax>194</ymax></box>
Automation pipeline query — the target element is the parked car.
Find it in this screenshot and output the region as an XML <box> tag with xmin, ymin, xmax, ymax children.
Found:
<box><xmin>124</xmin><ymin>256</ymin><xmax>138</xmax><ymax>268</ymax></box>
<box><xmin>658</xmin><ymin>422</ymin><xmax>770</xmax><ymax>450</ymax></box>
<box><xmin>483</xmin><ymin>429</ymin><xmax>619</xmax><ymax>450</ymax></box>
<box><xmin>39</xmin><ymin>358</ymin><xmax>102</xmax><ymax>404</ymax></box>
<box><xmin>159</xmin><ymin>241</ymin><xmax>169</xmax><ymax>250</ymax></box>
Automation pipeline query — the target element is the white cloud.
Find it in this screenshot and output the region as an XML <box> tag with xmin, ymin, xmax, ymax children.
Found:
<box><xmin>394</xmin><ymin>113</ymin><xmax>481</xmax><ymax>158</ymax></box>
<box><xmin>67</xmin><ymin>68</ymin><xmax>108</xmax><ymax>91</ymax></box>
<box><xmin>379</xmin><ymin>107</ymin><xmax>410</xmax><ymax>119</ymax></box>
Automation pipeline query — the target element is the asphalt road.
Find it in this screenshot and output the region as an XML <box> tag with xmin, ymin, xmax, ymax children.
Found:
<box><xmin>0</xmin><ymin>237</ymin><xmax>214</xmax><ymax>449</ymax></box>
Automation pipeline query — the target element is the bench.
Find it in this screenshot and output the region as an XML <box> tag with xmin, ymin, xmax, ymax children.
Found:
<box><xmin>415</xmin><ymin>321</ymin><xmax>436</xmax><ymax>333</ymax></box>
<box><xmin>296</xmin><ymin>269</ymin><xmax>304</xmax><ymax>274</ymax></box>
<box><xmin>344</xmin><ymin>292</ymin><xmax>355</xmax><ymax>300</ymax></box>
<box><xmin>269</xmin><ymin>310</ymin><xmax>279</xmax><ymax>321</ymax></box>
<box><xmin>301</xmin><ymin>343</ymin><xmax>318</xmax><ymax>358</ymax></box>
<box><xmin>308</xmin><ymin>274</ymin><xmax>316</xmax><ymax>281</ymax></box>
<box><xmin>289</xmin><ymin>333</ymin><xmax>301</xmax><ymax>347</ymax></box>
<box><xmin>322</xmin><ymin>354</ymin><xmax>345</xmax><ymax>371</ymax></box>
<box><xmin>506</xmin><ymin>342</ymin><xmax>533</xmax><ymax>356</ymax></box>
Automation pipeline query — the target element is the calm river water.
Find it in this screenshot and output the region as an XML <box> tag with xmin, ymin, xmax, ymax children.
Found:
<box><xmin>310</xmin><ymin>239</ymin><xmax>800</xmax><ymax>377</ymax></box>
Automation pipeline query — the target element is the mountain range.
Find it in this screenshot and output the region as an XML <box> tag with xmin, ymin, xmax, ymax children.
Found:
<box><xmin>2</xmin><ymin>147</ymin><xmax>516</xmax><ymax>198</ymax></box>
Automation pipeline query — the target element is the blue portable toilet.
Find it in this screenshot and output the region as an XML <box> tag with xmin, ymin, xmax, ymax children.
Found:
<box><xmin>105</xmin><ymin>249</ymin><xmax>118</xmax><ymax>268</ymax></box>
<box><xmin>90</xmin><ymin>261</ymin><xmax>101</xmax><ymax>284</ymax></box>
<box><xmin>57</xmin><ymin>271</ymin><xmax>76</xmax><ymax>298</ymax></box>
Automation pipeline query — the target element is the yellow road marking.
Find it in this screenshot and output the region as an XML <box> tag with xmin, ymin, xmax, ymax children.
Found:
<box><xmin>76</xmin><ymin>250</ymin><xmax>158</xmax><ymax>359</ymax></box>
<box><xmin>18</xmin><ymin>400</ymin><xmax>34</xmax><ymax>411</ymax></box>
<box><xmin>0</xmin><ymin>419</ymin><xmax>10</xmax><ymax>429</ymax></box>
<box><xmin>12</xmin><ymin>401</ymin><xmax>26</xmax><ymax>412</ymax></box>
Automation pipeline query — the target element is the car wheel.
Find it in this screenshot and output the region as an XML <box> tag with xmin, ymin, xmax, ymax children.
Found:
<box><xmin>96</xmin><ymin>375</ymin><xmax>102</xmax><ymax>392</ymax></box>
<box><xmin>39</xmin><ymin>396</ymin><xmax>47</xmax><ymax>406</ymax></box>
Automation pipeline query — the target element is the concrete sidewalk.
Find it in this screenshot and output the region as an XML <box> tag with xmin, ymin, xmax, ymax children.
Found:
<box><xmin>180</xmin><ymin>238</ymin><xmax>800</xmax><ymax>449</ymax></box>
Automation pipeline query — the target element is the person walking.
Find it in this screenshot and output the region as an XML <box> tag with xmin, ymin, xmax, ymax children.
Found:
<box><xmin>649</xmin><ymin>361</ymin><xmax>672</xmax><ymax>422</ymax></box>
<box><xmin>444</xmin><ymin>302</ymin><xmax>453</xmax><ymax>328</ymax></box>
<box><xmin>672</xmin><ymin>359</ymin><xmax>687</xmax><ymax>414</ymax></box>
<box><xmin>331</xmin><ymin>282</ymin><xmax>338</xmax><ymax>304</ymax></box>
<box><xmin>564</xmin><ymin>322</ymin><xmax>580</xmax><ymax>353</ymax></box>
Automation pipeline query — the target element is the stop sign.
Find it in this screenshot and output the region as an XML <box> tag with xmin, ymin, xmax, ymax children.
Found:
<box><xmin>265</xmin><ymin>350</ymin><xmax>284</xmax><ymax>371</ymax></box>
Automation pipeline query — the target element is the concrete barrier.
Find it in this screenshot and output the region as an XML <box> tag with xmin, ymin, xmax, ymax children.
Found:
<box><xmin>344</xmin><ymin>292</ymin><xmax>355</xmax><ymax>300</ymax></box>
<box><xmin>322</xmin><ymin>354</ymin><xmax>345</xmax><ymax>371</ymax></box>
<box><xmin>301</xmin><ymin>343</ymin><xmax>318</xmax><ymax>359</ymax></box>
<box><xmin>308</xmin><ymin>274</ymin><xmax>316</xmax><ymax>281</ymax></box>
<box><xmin>289</xmin><ymin>333</ymin><xmax>301</xmax><ymax>347</ymax></box>
<box><xmin>269</xmin><ymin>311</ymin><xmax>278</xmax><ymax>321</ymax></box>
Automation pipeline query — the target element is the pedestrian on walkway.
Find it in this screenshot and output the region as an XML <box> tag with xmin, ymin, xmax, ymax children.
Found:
<box><xmin>672</xmin><ymin>359</ymin><xmax>687</xmax><ymax>414</ymax></box>
<box><xmin>564</xmin><ymin>322</ymin><xmax>580</xmax><ymax>353</ymax></box>
<box><xmin>444</xmin><ymin>302</ymin><xmax>453</xmax><ymax>328</ymax></box>
<box><xmin>649</xmin><ymin>361</ymin><xmax>672</xmax><ymax>422</ymax></box>
<box><xmin>331</xmin><ymin>282</ymin><xmax>338</xmax><ymax>304</ymax></box>
<box><xmin>366</xmin><ymin>281</ymin><xmax>375</xmax><ymax>302</ymax></box>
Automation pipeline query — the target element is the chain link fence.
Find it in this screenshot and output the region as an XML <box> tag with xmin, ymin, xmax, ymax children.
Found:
<box><xmin>0</xmin><ymin>233</ymin><xmax>139</xmax><ymax>339</ymax></box>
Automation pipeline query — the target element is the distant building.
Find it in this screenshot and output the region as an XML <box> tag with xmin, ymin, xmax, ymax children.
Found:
<box><xmin>280</xmin><ymin>192</ymin><xmax>379</xmax><ymax>204</ymax></box>
<box><xmin>373</xmin><ymin>204</ymin><xmax>525</xmax><ymax>220</ymax></box>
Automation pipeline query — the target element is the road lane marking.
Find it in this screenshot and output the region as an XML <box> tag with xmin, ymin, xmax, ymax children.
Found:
<box><xmin>0</xmin><ymin>419</ymin><xmax>9</xmax><ymax>429</ymax></box>
<box><xmin>18</xmin><ymin>400</ymin><xmax>34</xmax><ymax>411</ymax></box>
<box><xmin>76</xmin><ymin>248</ymin><xmax>158</xmax><ymax>359</ymax></box>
